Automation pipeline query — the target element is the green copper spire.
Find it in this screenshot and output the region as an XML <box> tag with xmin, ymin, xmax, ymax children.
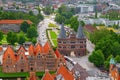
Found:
<box><xmin>110</xmin><ymin>58</ymin><xmax>115</xmax><ymax>64</ymax></box>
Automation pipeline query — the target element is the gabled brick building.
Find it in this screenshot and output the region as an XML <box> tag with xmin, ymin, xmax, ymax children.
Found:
<box><xmin>57</xmin><ymin>24</ymin><xmax>86</xmax><ymax>57</ymax></box>
<box><xmin>2</xmin><ymin>42</ymin><xmax>65</xmax><ymax>73</ymax></box>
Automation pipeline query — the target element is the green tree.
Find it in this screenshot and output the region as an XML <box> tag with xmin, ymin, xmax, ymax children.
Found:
<box><xmin>90</xmin><ymin>29</ymin><xmax>110</xmax><ymax>44</ymax></box>
<box><xmin>55</xmin><ymin>14</ymin><xmax>65</xmax><ymax>24</ymax></box>
<box><xmin>20</xmin><ymin>21</ymin><xmax>30</xmax><ymax>33</ymax></box>
<box><xmin>37</xmin><ymin>13</ymin><xmax>44</xmax><ymax>20</ymax></box>
<box><xmin>18</xmin><ymin>34</ymin><xmax>26</xmax><ymax>45</ymax></box>
<box><xmin>7</xmin><ymin>31</ymin><xmax>18</xmax><ymax>45</ymax></box>
<box><xmin>70</xmin><ymin>16</ymin><xmax>79</xmax><ymax>31</ymax></box>
<box><xmin>115</xmin><ymin>55</ymin><xmax>120</xmax><ymax>63</ymax></box>
<box><xmin>104</xmin><ymin>55</ymin><xmax>113</xmax><ymax>70</ymax></box>
<box><xmin>58</xmin><ymin>4</ymin><xmax>67</xmax><ymax>14</ymax></box>
<box><xmin>89</xmin><ymin>50</ymin><xmax>105</xmax><ymax>67</ymax></box>
<box><xmin>27</xmin><ymin>27</ymin><xmax>38</xmax><ymax>39</ymax></box>
<box><xmin>29</xmin><ymin>10</ymin><xmax>34</xmax><ymax>15</ymax></box>
<box><xmin>0</xmin><ymin>31</ymin><xmax>3</xmax><ymax>41</ymax></box>
<box><xmin>80</xmin><ymin>21</ymin><xmax>85</xmax><ymax>27</ymax></box>
<box><xmin>95</xmin><ymin>11</ymin><xmax>98</xmax><ymax>18</ymax></box>
<box><xmin>43</xmin><ymin>6</ymin><xmax>53</xmax><ymax>15</ymax></box>
<box><xmin>32</xmin><ymin>38</ymin><xmax>37</xmax><ymax>45</ymax></box>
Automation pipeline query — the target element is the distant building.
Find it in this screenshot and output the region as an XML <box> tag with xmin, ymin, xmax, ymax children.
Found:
<box><xmin>84</xmin><ymin>24</ymin><xmax>97</xmax><ymax>33</ymax></box>
<box><xmin>2</xmin><ymin>42</ymin><xmax>65</xmax><ymax>73</ymax></box>
<box><xmin>74</xmin><ymin>4</ymin><xmax>95</xmax><ymax>14</ymax></box>
<box><xmin>102</xmin><ymin>6</ymin><xmax>120</xmax><ymax>14</ymax></box>
<box><xmin>57</xmin><ymin>24</ymin><xmax>86</xmax><ymax>57</ymax></box>
<box><xmin>0</xmin><ymin>20</ymin><xmax>32</xmax><ymax>32</ymax></box>
<box><xmin>109</xmin><ymin>58</ymin><xmax>120</xmax><ymax>80</ymax></box>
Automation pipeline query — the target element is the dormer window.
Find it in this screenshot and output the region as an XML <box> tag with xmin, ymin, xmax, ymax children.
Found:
<box><xmin>8</xmin><ymin>54</ymin><xmax>10</xmax><ymax>58</ymax></box>
<box><xmin>21</xmin><ymin>56</ymin><xmax>23</xmax><ymax>59</ymax></box>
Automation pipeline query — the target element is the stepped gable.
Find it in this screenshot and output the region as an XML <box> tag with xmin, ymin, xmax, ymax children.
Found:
<box><xmin>28</xmin><ymin>44</ymin><xmax>35</xmax><ymax>55</ymax></box>
<box><xmin>55</xmin><ymin>49</ymin><xmax>66</xmax><ymax>64</ymax></box>
<box><xmin>16</xmin><ymin>52</ymin><xmax>28</xmax><ymax>61</ymax></box>
<box><xmin>58</xmin><ymin>23</ymin><xmax>66</xmax><ymax>38</ymax></box>
<box><xmin>43</xmin><ymin>41</ymin><xmax>51</xmax><ymax>53</ymax></box>
<box><xmin>57</xmin><ymin>65</ymin><xmax>74</xmax><ymax>80</ymax></box>
<box><xmin>42</xmin><ymin>71</ymin><xmax>54</xmax><ymax>80</ymax></box>
<box><xmin>76</xmin><ymin>24</ymin><xmax>85</xmax><ymax>38</ymax></box>
<box><xmin>17</xmin><ymin>46</ymin><xmax>27</xmax><ymax>54</ymax></box>
<box><xmin>3</xmin><ymin>46</ymin><xmax>16</xmax><ymax>61</ymax></box>
<box><xmin>35</xmin><ymin>43</ymin><xmax>43</xmax><ymax>55</ymax></box>
<box><xmin>55</xmin><ymin>49</ymin><xmax>62</xmax><ymax>58</ymax></box>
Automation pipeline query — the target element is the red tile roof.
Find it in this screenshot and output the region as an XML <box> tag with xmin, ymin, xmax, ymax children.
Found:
<box><xmin>43</xmin><ymin>42</ymin><xmax>51</xmax><ymax>53</ymax></box>
<box><xmin>42</xmin><ymin>71</ymin><xmax>54</xmax><ymax>80</ymax></box>
<box><xmin>57</xmin><ymin>65</ymin><xmax>74</xmax><ymax>80</ymax></box>
<box><xmin>55</xmin><ymin>49</ymin><xmax>62</xmax><ymax>58</ymax></box>
<box><xmin>16</xmin><ymin>52</ymin><xmax>27</xmax><ymax>61</ymax></box>
<box><xmin>35</xmin><ymin>43</ymin><xmax>43</xmax><ymax>55</ymax></box>
<box><xmin>0</xmin><ymin>20</ymin><xmax>32</xmax><ymax>24</ymax></box>
<box><xmin>28</xmin><ymin>44</ymin><xmax>35</xmax><ymax>55</ymax></box>
<box><xmin>17</xmin><ymin>46</ymin><xmax>27</xmax><ymax>54</ymax></box>
<box><xmin>35</xmin><ymin>42</ymin><xmax>51</xmax><ymax>55</ymax></box>
<box><xmin>3</xmin><ymin>46</ymin><xmax>16</xmax><ymax>61</ymax></box>
<box><xmin>0</xmin><ymin>47</ymin><xmax>3</xmax><ymax>51</ymax></box>
<box><xmin>30</xmin><ymin>75</ymin><xmax>37</xmax><ymax>80</ymax></box>
<box><xmin>84</xmin><ymin>24</ymin><xmax>97</xmax><ymax>33</ymax></box>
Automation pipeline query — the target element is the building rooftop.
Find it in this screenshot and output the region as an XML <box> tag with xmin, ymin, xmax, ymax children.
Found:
<box><xmin>58</xmin><ymin>23</ymin><xmax>67</xmax><ymax>39</ymax></box>
<box><xmin>76</xmin><ymin>24</ymin><xmax>85</xmax><ymax>38</ymax></box>
<box><xmin>110</xmin><ymin>58</ymin><xmax>115</xmax><ymax>64</ymax></box>
<box><xmin>0</xmin><ymin>20</ymin><xmax>32</xmax><ymax>24</ymax></box>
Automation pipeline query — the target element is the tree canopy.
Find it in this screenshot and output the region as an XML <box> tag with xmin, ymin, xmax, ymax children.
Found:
<box><xmin>89</xmin><ymin>29</ymin><xmax>120</xmax><ymax>70</ymax></box>
<box><xmin>7</xmin><ymin>31</ymin><xmax>18</xmax><ymax>45</ymax></box>
<box><xmin>27</xmin><ymin>26</ymin><xmax>38</xmax><ymax>39</ymax></box>
<box><xmin>20</xmin><ymin>21</ymin><xmax>30</xmax><ymax>33</ymax></box>
<box><xmin>89</xmin><ymin>50</ymin><xmax>105</xmax><ymax>67</ymax></box>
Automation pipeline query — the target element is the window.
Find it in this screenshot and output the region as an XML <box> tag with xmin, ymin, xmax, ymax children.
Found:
<box><xmin>21</xmin><ymin>56</ymin><xmax>23</xmax><ymax>59</ymax></box>
<box><xmin>8</xmin><ymin>54</ymin><xmax>10</xmax><ymax>58</ymax></box>
<box><xmin>59</xmin><ymin>41</ymin><xmax>61</xmax><ymax>43</ymax></box>
<box><xmin>71</xmin><ymin>45</ymin><xmax>75</xmax><ymax>48</ymax></box>
<box><xmin>63</xmin><ymin>46</ymin><xmax>66</xmax><ymax>48</ymax></box>
<box><xmin>59</xmin><ymin>46</ymin><xmax>61</xmax><ymax>48</ymax></box>
<box><xmin>80</xmin><ymin>41</ymin><xmax>83</xmax><ymax>43</ymax></box>
<box><xmin>71</xmin><ymin>42</ymin><xmax>75</xmax><ymax>44</ymax></box>
<box><xmin>63</xmin><ymin>42</ymin><xmax>66</xmax><ymax>44</ymax></box>
<box><xmin>6</xmin><ymin>65</ymin><xmax>8</xmax><ymax>68</ymax></box>
<box><xmin>80</xmin><ymin>46</ymin><xmax>83</xmax><ymax>48</ymax></box>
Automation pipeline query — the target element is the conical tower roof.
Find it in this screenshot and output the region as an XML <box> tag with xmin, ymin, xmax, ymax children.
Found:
<box><xmin>76</xmin><ymin>24</ymin><xmax>85</xmax><ymax>38</ymax></box>
<box><xmin>58</xmin><ymin>23</ymin><xmax>66</xmax><ymax>38</ymax></box>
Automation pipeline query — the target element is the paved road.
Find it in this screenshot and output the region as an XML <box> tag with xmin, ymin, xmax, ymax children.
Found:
<box><xmin>37</xmin><ymin>15</ymin><xmax>56</xmax><ymax>46</ymax></box>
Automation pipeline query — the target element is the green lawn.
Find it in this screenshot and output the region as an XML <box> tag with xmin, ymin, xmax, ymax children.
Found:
<box><xmin>49</xmin><ymin>31</ymin><xmax>57</xmax><ymax>39</ymax></box>
<box><xmin>48</xmin><ymin>23</ymin><xmax>58</xmax><ymax>28</ymax></box>
<box><xmin>36</xmin><ymin>71</ymin><xmax>55</xmax><ymax>77</ymax></box>
<box><xmin>48</xmin><ymin>30</ymin><xmax>58</xmax><ymax>47</ymax></box>
<box><xmin>0</xmin><ymin>32</ymin><xmax>32</xmax><ymax>45</ymax></box>
<box><xmin>0</xmin><ymin>35</ymin><xmax>7</xmax><ymax>44</ymax></box>
<box><xmin>52</xmin><ymin>40</ymin><xmax>57</xmax><ymax>47</ymax></box>
<box><xmin>0</xmin><ymin>72</ymin><xmax>29</xmax><ymax>78</ymax></box>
